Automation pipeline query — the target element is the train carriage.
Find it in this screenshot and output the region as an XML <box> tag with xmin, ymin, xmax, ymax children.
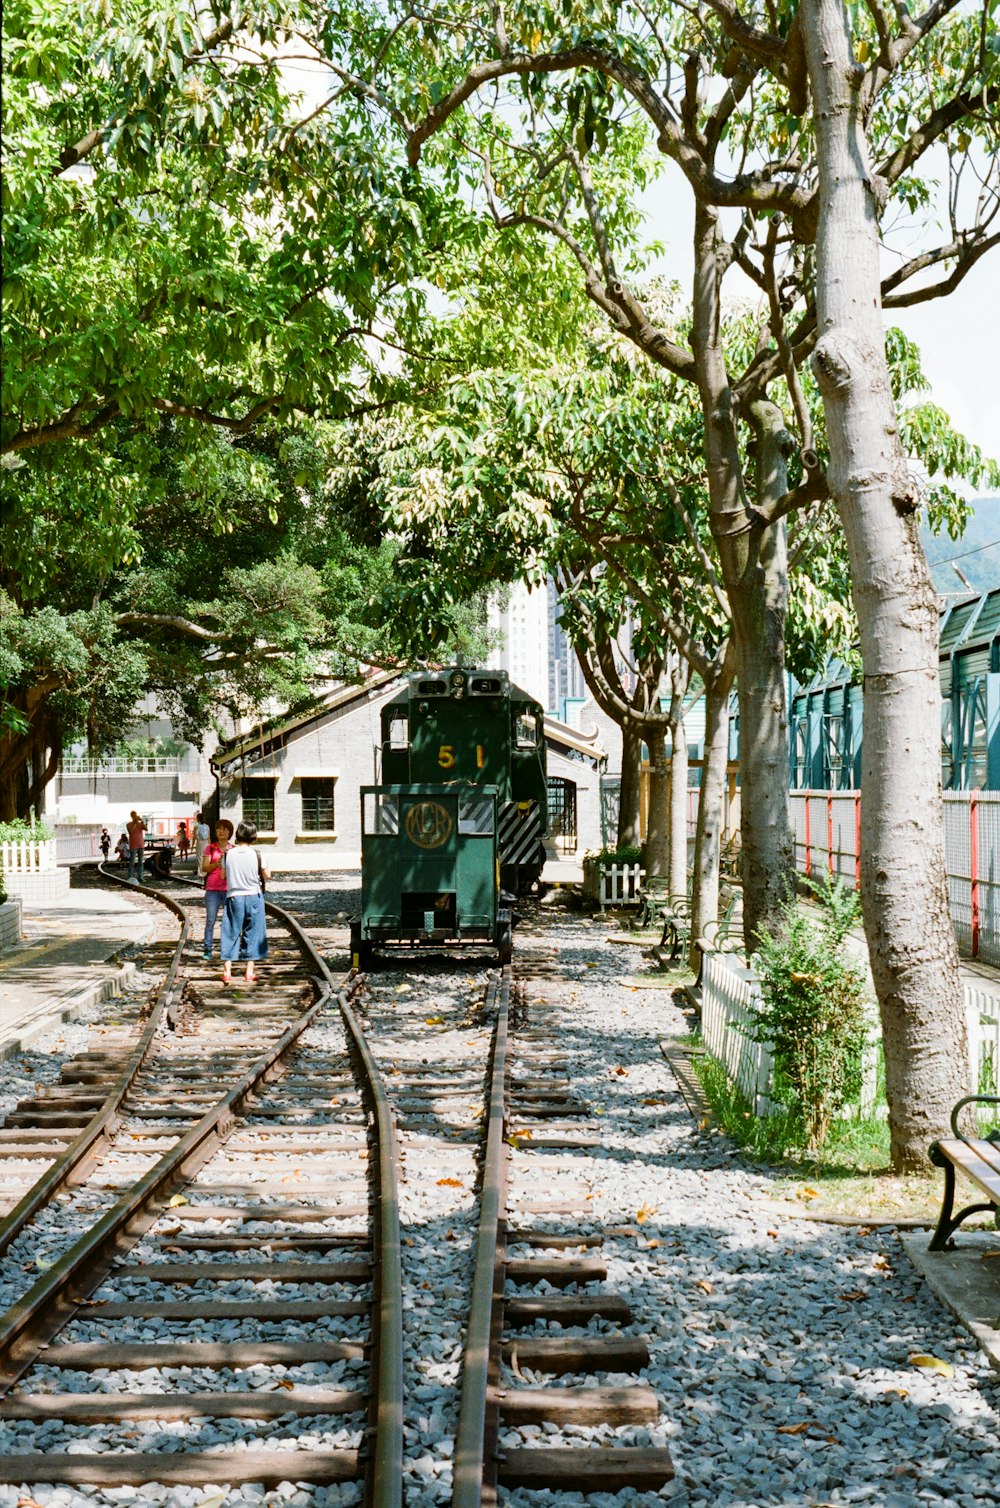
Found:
<box><xmin>350</xmin><ymin>667</ymin><xmax>547</xmax><ymax>965</ymax></box>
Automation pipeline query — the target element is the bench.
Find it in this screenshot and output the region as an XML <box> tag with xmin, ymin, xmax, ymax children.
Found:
<box><xmin>659</xmin><ymin>891</ymin><xmax>737</xmax><ymax>963</ymax></box>
<box><xmin>929</xmin><ymin>1094</ymin><xmax>1000</xmax><ymax>1250</ymax></box>
<box><xmin>634</xmin><ymin>877</ymin><xmax>675</xmax><ymax>933</ymax></box>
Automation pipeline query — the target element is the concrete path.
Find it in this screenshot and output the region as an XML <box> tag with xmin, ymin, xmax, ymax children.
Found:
<box><xmin>0</xmin><ymin>882</ymin><xmax>155</xmax><ymax>1058</ymax></box>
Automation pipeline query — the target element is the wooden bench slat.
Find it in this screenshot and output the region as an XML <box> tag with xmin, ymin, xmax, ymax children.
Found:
<box><xmin>936</xmin><ymin>1138</ymin><xmax>1000</xmax><ymax>1199</ymax></box>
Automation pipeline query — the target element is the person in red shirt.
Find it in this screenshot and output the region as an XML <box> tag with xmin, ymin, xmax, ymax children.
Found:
<box><xmin>200</xmin><ymin>819</ymin><xmax>234</xmax><ymax>960</ymax></box>
<box><xmin>126</xmin><ymin>811</ymin><xmax>146</xmax><ymax>883</ymax></box>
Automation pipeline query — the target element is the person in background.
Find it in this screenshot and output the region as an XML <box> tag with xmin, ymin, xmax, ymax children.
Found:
<box><xmin>115</xmin><ymin>833</ymin><xmax>129</xmax><ymax>864</ymax></box>
<box><xmin>220</xmin><ymin>822</ymin><xmax>270</xmax><ymax>986</ymax></box>
<box><xmin>126</xmin><ymin>809</ymin><xmax>146</xmax><ymax>883</ymax></box>
<box><xmin>99</xmin><ymin>828</ymin><xmax>111</xmax><ymax>860</ymax></box>
<box><xmin>200</xmin><ymin>818</ymin><xmax>234</xmax><ymax>961</ymax></box>
<box><xmin>194</xmin><ymin>812</ymin><xmax>211</xmax><ymax>871</ymax></box>
<box><xmin>176</xmin><ymin>822</ymin><xmax>190</xmax><ymax>862</ymax></box>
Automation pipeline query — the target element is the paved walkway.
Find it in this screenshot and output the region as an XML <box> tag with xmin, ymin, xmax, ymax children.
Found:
<box><xmin>0</xmin><ymin>881</ymin><xmax>155</xmax><ymax>1058</ymax></box>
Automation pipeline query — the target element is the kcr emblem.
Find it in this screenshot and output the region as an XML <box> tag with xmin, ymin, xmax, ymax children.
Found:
<box><xmin>404</xmin><ymin>801</ymin><xmax>453</xmax><ymax>849</ymax></box>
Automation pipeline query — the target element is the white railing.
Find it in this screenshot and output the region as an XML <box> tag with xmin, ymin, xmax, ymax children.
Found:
<box><xmin>60</xmin><ymin>756</ymin><xmax>198</xmax><ymax>776</ymax></box>
<box><xmin>700</xmin><ymin>952</ymin><xmax>777</xmax><ymax>1116</ymax></box>
<box><xmin>601</xmin><ymin>863</ymin><xmax>645</xmax><ymax>908</ymax></box>
<box><xmin>55</xmin><ymin>827</ymin><xmax>103</xmax><ymax>861</ymax></box>
<box><xmin>702</xmin><ymin>953</ymin><xmax>997</xmax><ymax>1115</ymax></box>
<box><xmin>1</xmin><ymin>838</ymin><xmax>57</xmax><ymax>875</ymax></box>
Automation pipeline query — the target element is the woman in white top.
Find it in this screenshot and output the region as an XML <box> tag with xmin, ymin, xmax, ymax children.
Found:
<box><xmin>219</xmin><ymin>821</ymin><xmax>271</xmax><ymax>985</ymax></box>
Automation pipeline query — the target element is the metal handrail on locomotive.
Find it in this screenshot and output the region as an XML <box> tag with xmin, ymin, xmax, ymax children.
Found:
<box><xmin>351</xmin><ymin>667</ymin><xmax>548</xmax><ymax>965</ymax></box>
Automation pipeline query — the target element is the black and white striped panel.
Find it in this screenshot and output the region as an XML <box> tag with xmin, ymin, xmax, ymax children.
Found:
<box><xmin>498</xmin><ymin>801</ymin><xmax>541</xmax><ymax>867</ymax></box>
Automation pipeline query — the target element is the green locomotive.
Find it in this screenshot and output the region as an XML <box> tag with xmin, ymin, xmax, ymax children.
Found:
<box><xmin>351</xmin><ymin>667</ymin><xmax>548</xmax><ymax>966</ymax></box>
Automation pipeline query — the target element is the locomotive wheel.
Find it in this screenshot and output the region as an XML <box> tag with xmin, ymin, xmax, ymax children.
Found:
<box><xmin>496</xmin><ymin>920</ymin><xmax>513</xmax><ymax>966</ymax></box>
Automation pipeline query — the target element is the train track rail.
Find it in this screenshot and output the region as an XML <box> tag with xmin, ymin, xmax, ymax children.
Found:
<box><xmin>452</xmin><ymin>967</ymin><xmax>675</xmax><ymax>1500</ymax></box>
<box><xmin>0</xmin><ymin>866</ymin><xmax>403</xmax><ymax>1503</ymax></box>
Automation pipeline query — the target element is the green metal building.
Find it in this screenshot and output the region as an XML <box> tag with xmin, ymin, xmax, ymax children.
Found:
<box><xmin>790</xmin><ymin>587</ymin><xmax>1000</xmax><ymax>791</ymax></box>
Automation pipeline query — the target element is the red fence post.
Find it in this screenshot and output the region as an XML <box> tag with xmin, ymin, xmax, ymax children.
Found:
<box><xmin>827</xmin><ymin>795</ymin><xmax>835</xmax><ymax>877</ymax></box>
<box><xmin>854</xmin><ymin>793</ymin><xmax>861</xmax><ymax>891</ymax></box>
<box><xmin>971</xmin><ymin>789</ymin><xmax>980</xmax><ymax>959</ymax></box>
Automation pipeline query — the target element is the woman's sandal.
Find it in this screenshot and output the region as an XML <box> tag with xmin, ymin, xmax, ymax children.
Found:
<box><xmin>220</xmin><ymin>974</ymin><xmax>232</xmax><ymax>986</ymax></box>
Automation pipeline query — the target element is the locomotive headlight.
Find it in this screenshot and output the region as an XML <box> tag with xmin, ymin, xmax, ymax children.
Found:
<box><xmin>450</xmin><ymin>671</ymin><xmax>467</xmax><ymax>700</ymax></box>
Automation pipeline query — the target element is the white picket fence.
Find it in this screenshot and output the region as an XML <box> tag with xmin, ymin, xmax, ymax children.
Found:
<box><xmin>599</xmin><ymin>863</ymin><xmax>645</xmax><ymax>908</ymax></box>
<box><xmin>702</xmin><ymin>953</ymin><xmax>998</xmax><ymax>1115</ymax></box>
<box><xmin>0</xmin><ymin>838</ymin><xmax>57</xmax><ymax>875</ymax></box>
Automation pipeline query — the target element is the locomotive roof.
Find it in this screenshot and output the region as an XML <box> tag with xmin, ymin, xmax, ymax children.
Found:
<box><xmin>383</xmin><ymin>668</ymin><xmax>544</xmax><ymax>712</ymax></box>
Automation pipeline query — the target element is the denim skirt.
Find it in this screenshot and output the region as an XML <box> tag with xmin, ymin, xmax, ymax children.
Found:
<box><xmin>220</xmin><ymin>893</ymin><xmax>269</xmax><ymax>961</ymax></box>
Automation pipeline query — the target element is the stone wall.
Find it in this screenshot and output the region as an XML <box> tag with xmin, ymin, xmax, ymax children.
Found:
<box><xmin>0</xmin><ymin>899</ymin><xmax>23</xmax><ymax>953</ymax></box>
<box><xmin>3</xmin><ymin>868</ymin><xmax>71</xmax><ymax>905</ymax></box>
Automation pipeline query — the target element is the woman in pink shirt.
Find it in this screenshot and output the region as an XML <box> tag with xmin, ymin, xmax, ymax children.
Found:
<box><xmin>199</xmin><ymin>819</ymin><xmax>234</xmax><ymax>960</ymax></box>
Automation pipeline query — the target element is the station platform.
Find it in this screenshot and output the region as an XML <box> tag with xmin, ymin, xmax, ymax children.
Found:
<box><xmin>0</xmin><ymin>881</ymin><xmax>155</xmax><ymax>1059</ymax></box>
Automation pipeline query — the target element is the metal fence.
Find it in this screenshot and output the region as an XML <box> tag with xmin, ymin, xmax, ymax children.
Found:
<box><xmin>787</xmin><ymin>789</ymin><xmax>1000</xmax><ymax>964</ymax></box>
<box><xmin>54</xmin><ymin>826</ymin><xmax>104</xmax><ymax>861</ymax></box>
<box><xmin>60</xmin><ymin>755</ymin><xmax>200</xmax><ymax>776</ymax></box>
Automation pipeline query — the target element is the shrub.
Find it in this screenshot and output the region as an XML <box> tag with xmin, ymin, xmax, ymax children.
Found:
<box><xmin>749</xmin><ymin>874</ymin><xmax>871</xmax><ymax>1150</ymax></box>
<box><xmin>584</xmin><ymin>844</ymin><xmax>643</xmax><ymax>866</ymax></box>
<box><xmin>0</xmin><ymin>818</ymin><xmax>55</xmax><ymax>843</ymax></box>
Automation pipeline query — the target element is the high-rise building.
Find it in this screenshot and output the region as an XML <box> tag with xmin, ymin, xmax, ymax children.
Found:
<box><xmin>487</xmin><ymin>580</ymin><xmax>551</xmax><ymax>709</ymax></box>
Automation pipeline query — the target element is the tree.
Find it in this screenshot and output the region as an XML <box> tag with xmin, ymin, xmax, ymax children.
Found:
<box><xmin>0</xmin><ymin>418</ymin><xmax>494</xmax><ymax>819</ymax></box>
<box><xmin>800</xmin><ymin>0</ymin><xmax>976</xmax><ymax>1165</ymax></box>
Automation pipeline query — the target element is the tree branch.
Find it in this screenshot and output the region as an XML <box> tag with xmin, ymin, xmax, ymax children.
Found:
<box><xmin>55</xmin><ymin>14</ymin><xmax>241</xmax><ymax>176</ymax></box>
<box><xmin>407</xmin><ymin>44</ymin><xmax>817</xmax><ymax>235</ymax></box>
<box><xmin>877</xmin><ymin>86</ymin><xmax>1000</xmax><ymax>187</ymax></box>
<box><xmin>882</xmin><ymin>229</ymin><xmax>1000</xmax><ymax>306</ymax></box>
<box><xmin>754</xmin><ymin>467</ymin><xmax>829</xmax><ymax>527</ymax></box>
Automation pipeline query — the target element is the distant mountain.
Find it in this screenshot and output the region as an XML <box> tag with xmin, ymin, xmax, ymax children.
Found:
<box><xmin>922</xmin><ymin>496</ymin><xmax>1000</xmax><ymax>596</ymax></box>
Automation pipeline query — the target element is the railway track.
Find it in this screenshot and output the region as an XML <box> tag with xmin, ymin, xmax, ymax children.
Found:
<box><xmin>0</xmin><ymin>867</ymin><xmax>403</xmax><ymax>1503</ymax></box>
<box><xmin>1</xmin><ymin>875</ymin><xmax>679</xmax><ymax>1501</ymax></box>
<box><xmin>453</xmin><ymin>964</ymin><xmax>675</xmax><ymax>1499</ymax></box>
<box><xmin>350</xmin><ymin>928</ymin><xmax>677</xmax><ymax>1502</ymax></box>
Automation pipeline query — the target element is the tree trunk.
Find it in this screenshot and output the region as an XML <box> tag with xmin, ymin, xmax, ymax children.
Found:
<box><xmin>0</xmin><ymin>691</ymin><xmax>61</xmax><ymax>821</ymax></box>
<box><xmin>803</xmin><ymin>0</ymin><xmax>969</xmax><ymax>1169</ymax></box>
<box><xmin>644</xmin><ymin>726</ymin><xmax>670</xmax><ymax>879</ymax></box>
<box><xmin>692</xmin><ymin>203</ymin><xmax>796</xmax><ymax>953</ymax></box>
<box><xmin>667</xmin><ymin>701</ymin><xmax>689</xmax><ymax>895</ymax></box>
<box><xmin>689</xmin><ymin>649</ymin><xmax>736</xmax><ymax>967</ymax></box>
<box><xmin>617</xmin><ymin>725</ymin><xmax>643</xmax><ymax>849</ymax></box>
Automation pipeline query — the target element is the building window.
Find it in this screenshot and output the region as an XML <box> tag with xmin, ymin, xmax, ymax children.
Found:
<box><xmin>301</xmin><ymin>778</ymin><xmax>335</xmax><ymax>832</ymax></box>
<box><xmin>242</xmin><ymin>777</ymin><xmax>275</xmax><ymax>831</ymax></box>
<box><xmin>824</xmin><ymin>714</ymin><xmax>847</xmax><ymax>788</ymax></box>
<box><xmin>793</xmin><ymin>716</ymin><xmax>809</xmax><ymax>789</ymax></box>
<box><xmin>547</xmin><ymin>777</ymin><xmax>578</xmax><ymax>854</ymax></box>
<box><xmin>940</xmin><ymin>699</ymin><xmax>954</xmax><ymax>790</ymax></box>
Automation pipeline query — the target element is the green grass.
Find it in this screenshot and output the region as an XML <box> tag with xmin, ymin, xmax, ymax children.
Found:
<box><xmin>691</xmin><ymin>1048</ymin><xmax>945</xmax><ymax>1223</ymax></box>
